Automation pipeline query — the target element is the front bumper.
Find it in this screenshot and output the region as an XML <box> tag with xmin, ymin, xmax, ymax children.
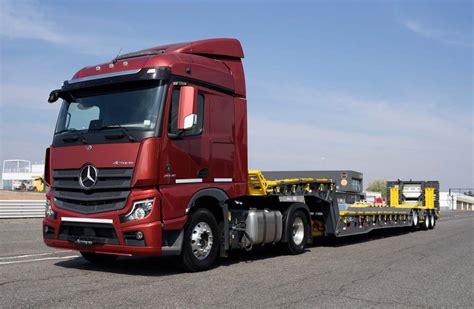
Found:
<box><xmin>43</xmin><ymin>218</ymin><xmax>163</xmax><ymax>256</ymax></box>
<box><xmin>42</xmin><ymin>188</ymin><xmax>185</xmax><ymax>257</ymax></box>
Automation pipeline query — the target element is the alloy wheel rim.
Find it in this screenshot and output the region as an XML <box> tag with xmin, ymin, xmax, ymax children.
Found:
<box><xmin>292</xmin><ymin>217</ymin><xmax>305</xmax><ymax>245</ymax></box>
<box><xmin>190</xmin><ymin>222</ymin><xmax>213</xmax><ymax>260</ymax></box>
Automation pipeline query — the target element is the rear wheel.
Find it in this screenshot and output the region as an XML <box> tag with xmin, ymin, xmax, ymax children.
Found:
<box><xmin>420</xmin><ymin>215</ymin><xmax>429</xmax><ymax>230</ymax></box>
<box><xmin>283</xmin><ymin>210</ymin><xmax>309</xmax><ymax>255</ymax></box>
<box><xmin>80</xmin><ymin>252</ymin><xmax>118</xmax><ymax>264</ymax></box>
<box><xmin>180</xmin><ymin>208</ymin><xmax>219</xmax><ymax>272</ymax></box>
<box><xmin>429</xmin><ymin>214</ymin><xmax>435</xmax><ymax>229</ymax></box>
<box><xmin>412</xmin><ymin>211</ymin><xmax>418</xmax><ymax>227</ymax></box>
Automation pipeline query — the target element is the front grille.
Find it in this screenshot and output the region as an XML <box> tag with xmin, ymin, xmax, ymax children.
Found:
<box><xmin>52</xmin><ymin>168</ymin><xmax>133</xmax><ymax>214</ymax></box>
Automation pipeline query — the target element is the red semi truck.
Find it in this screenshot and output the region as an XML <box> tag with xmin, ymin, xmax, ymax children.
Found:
<box><xmin>44</xmin><ymin>38</ymin><xmax>438</xmax><ymax>271</ymax></box>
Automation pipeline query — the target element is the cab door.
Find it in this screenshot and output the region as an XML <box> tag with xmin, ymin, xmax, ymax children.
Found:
<box><xmin>160</xmin><ymin>83</ymin><xmax>210</xmax><ymax>185</ymax></box>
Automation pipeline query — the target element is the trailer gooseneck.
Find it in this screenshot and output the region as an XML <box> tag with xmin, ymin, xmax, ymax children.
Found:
<box><xmin>43</xmin><ymin>38</ymin><xmax>439</xmax><ymax>271</ymax></box>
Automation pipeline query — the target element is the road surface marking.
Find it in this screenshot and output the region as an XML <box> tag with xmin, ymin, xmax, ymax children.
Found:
<box><xmin>0</xmin><ymin>251</ymin><xmax>72</xmax><ymax>260</ymax></box>
<box><xmin>0</xmin><ymin>255</ymin><xmax>79</xmax><ymax>265</ymax></box>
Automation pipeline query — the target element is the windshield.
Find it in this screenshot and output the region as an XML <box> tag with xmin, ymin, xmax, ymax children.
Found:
<box><xmin>55</xmin><ymin>83</ymin><xmax>164</xmax><ymax>134</ymax></box>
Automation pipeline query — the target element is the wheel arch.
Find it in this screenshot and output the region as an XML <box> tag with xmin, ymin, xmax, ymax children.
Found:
<box><xmin>281</xmin><ymin>202</ymin><xmax>312</xmax><ymax>243</ymax></box>
<box><xmin>186</xmin><ymin>187</ymin><xmax>230</xmax><ymax>257</ymax></box>
<box><xmin>187</xmin><ymin>188</ymin><xmax>229</xmax><ymax>220</ymax></box>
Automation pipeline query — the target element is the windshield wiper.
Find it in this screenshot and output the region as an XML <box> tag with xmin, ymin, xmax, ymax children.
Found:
<box><xmin>56</xmin><ymin>129</ymin><xmax>88</xmax><ymax>144</ymax></box>
<box><xmin>97</xmin><ymin>125</ymin><xmax>136</xmax><ymax>142</ymax></box>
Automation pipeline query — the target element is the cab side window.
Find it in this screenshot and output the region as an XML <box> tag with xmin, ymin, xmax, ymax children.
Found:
<box><xmin>168</xmin><ymin>88</ymin><xmax>204</xmax><ymax>136</ymax></box>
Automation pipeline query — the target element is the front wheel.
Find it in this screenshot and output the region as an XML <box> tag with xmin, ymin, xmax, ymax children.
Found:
<box><xmin>283</xmin><ymin>210</ymin><xmax>309</xmax><ymax>255</ymax></box>
<box><xmin>180</xmin><ymin>208</ymin><xmax>219</xmax><ymax>272</ymax></box>
<box><xmin>80</xmin><ymin>252</ymin><xmax>118</xmax><ymax>264</ymax></box>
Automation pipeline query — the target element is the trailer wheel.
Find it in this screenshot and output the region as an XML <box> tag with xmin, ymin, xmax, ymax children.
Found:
<box><xmin>80</xmin><ymin>252</ymin><xmax>118</xmax><ymax>264</ymax></box>
<box><xmin>283</xmin><ymin>210</ymin><xmax>309</xmax><ymax>255</ymax></box>
<box><xmin>180</xmin><ymin>208</ymin><xmax>219</xmax><ymax>272</ymax></box>
<box><xmin>412</xmin><ymin>211</ymin><xmax>418</xmax><ymax>227</ymax></box>
<box><xmin>429</xmin><ymin>214</ymin><xmax>435</xmax><ymax>229</ymax></box>
<box><xmin>420</xmin><ymin>215</ymin><xmax>429</xmax><ymax>230</ymax></box>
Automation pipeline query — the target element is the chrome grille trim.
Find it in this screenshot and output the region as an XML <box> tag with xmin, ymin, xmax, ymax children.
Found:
<box><xmin>52</xmin><ymin>168</ymin><xmax>133</xmax><ymax>214</ymax></box>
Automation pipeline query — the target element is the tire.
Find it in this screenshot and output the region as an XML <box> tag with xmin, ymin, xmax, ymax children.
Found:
<box><xmin>80</xmin><ymin>252</ymin><xmax>118</xmax><ymax>264</ymax></box>
<box><xmin>429</xmin><ymin>214</ymin><xmax>435</xmax><ymax>229</ymax></box>
<box><xmin>283</xmin><ymin>210</ymin><xmax>309</xmax><ymax>255</ymax></box>
<box><xmin>412</xmin><ymin>211</ymin><xmax>418</xmax><ymax>227</ymax></box>
<box><xmin>420</xmin><ymin>215</ymin><xmax>429</xmax><ymax>230</ymax></box>
<box><xmin>180</xmin><ymin>208</ymin><xmax>219</xmax><ymax>272</ymax></box>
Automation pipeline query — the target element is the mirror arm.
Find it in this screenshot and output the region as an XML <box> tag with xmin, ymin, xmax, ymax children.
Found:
<box><xmin>168</xmin><ymin>132</ymin><xmax>184</xmax><ymax>140</ymax></box>
<box><xmin>48</xmin><ymin>90</ymin><xmax>61</xmax><ymax>103</ymax></box>
<box><xmin>48</xmin><ymin>90</ymin><xmax>75</xmax><ymax>103</ymax></box>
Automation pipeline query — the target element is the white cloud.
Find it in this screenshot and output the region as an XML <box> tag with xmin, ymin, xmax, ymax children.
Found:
<box><xmin>0</xmin><ymin>0</ymin><xmax>66</xmax><ymax>43</ymax></box>
<box><xmin>0</xmin><ymin>0</ymin><xmax>132</xmax><ymax>57</ymax></box>
<box><xmin>403</xmin><ymin>20</ymin><xmax>473</xmax><ymax>47</ymax></box>
<box><xmin>247</xmin><ymin>80</ymin><xmax>473</xmax><ymax>189</ymax></box>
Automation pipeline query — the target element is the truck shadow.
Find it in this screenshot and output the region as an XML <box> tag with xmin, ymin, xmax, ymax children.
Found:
<box><xmin>55</xmin><ymin>256</ymin><xmax>185</xmax><ymax>276</ymax></box>
<box><xmin>314</xmin><ymin>226</ymin><xmax>418</xmax><ymax>247</ymax></box>
<box><xmin>54</xmin><ymin>227</ymin><xmax>419</xmax><ymax>276</ymax></box>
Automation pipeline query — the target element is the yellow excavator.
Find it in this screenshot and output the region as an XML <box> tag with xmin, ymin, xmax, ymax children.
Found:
<box><xmin>31</xmin><ymin>177</ymin><xmax>45</xmax><ymax>192</ymax></box>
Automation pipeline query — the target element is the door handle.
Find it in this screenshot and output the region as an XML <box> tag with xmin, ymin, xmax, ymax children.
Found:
<box><xmin>197</xmin><ymin>168</ymin><xmax>208</xmax><ymax>178</ymax></box>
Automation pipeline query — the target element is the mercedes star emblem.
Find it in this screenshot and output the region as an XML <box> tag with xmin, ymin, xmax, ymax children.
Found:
<box><xmin>79</xmin><ymin>165</ymin><xmax>98</xmax><ymax>189</ymax></box>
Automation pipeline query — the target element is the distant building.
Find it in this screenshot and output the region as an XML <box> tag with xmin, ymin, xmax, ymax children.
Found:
<box><xmin>2</xmin><ymin>160</ymin><xmax>44</xmax><ymax>190</ymax></box>
<box><xmin>262</xmin><ymin>170</ymin><xmax>364</xmax><ymax>204</ymax></box>
<box><xmin>440</xmin><ymin>192</ymin><xmax>474</xmax><ymax>211</ymax></box>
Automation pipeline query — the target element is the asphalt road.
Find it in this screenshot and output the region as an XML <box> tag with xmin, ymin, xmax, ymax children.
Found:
<box><xmin>1</xmin><ymin>211</ymin><xmax>473</xmax><ymax>308</ymax></box>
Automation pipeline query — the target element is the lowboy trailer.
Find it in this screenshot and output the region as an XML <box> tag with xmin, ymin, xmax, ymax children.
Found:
<box><xmin>43</xmin><ymin>38</ymin><xmax>439</xmax><ymax>271</ymax></box>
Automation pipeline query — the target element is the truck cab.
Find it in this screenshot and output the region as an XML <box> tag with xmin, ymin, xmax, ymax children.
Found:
<box><xmin>43</xmin><ymin>39</ymin><xmax>250</xmax><ymax>270</ymax></box>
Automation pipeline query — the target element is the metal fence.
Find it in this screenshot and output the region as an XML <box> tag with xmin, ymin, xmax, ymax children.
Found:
<box><xmin>0</xmin><ymin>200</ymin><xmax>45</xmax><ymax>218</ymax></box>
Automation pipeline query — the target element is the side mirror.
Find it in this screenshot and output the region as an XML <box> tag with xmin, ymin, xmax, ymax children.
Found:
<box><xmin>177</xmin><ymin>86</ymin><xmax>197</xmax><ymax>130</ymax></box>
<box><xmin>48</xmin><ymin>90</ymin><xmax>60</xmax><ymax>103</ymax></box>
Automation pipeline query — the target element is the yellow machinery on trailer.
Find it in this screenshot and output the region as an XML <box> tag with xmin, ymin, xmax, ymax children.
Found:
<box><xmin>247</xmin><ymin>171</ymin><xmax>439</xmax><ymax>239</ymax></box>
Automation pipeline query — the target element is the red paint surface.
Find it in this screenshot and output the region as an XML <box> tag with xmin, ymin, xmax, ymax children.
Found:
<box><xmin>132</xmin><ymin>138</ymin><xmax>160</xmax><ymax>187</ymax></box>
<box><xmin>51</xmin><ymin>143</ymin><xmax>141</xmax><ymax>170</ymax></box>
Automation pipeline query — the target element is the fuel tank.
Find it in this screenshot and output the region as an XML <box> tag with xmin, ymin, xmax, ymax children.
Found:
<box><xmin>245</xmin><ymin>209</ymin><xmax>282</xmax><ymax>245</ymax></box>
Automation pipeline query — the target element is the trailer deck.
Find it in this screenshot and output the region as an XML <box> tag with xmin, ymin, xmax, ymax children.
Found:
<box><xmin>247</xmin><ymin>171</ymin><xmax>439</xmax><ymax>238</ymax></box>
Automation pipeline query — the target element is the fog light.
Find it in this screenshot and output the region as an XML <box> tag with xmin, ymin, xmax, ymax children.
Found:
<box><xmin>135</xmin><ymin>231</ymin><xmax>144</xmax><ymax>240</ymax></box>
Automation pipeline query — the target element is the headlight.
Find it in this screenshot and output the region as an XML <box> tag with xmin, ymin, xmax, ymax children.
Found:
<box><xmin>45</xmin><ymin>199</ymin><xmax>56</xmax><ymax>218</ymax></box>
<box><xmin>121</xmin><ymin>199</ymin><xmax>154</xmax><ymax>222</ymax></box>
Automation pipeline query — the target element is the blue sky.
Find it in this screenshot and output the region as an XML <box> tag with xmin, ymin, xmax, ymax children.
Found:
<box><xmin>0</xmin><ymin>0</ymin><xmax>472</xmax><ymax>189</ymax></box>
